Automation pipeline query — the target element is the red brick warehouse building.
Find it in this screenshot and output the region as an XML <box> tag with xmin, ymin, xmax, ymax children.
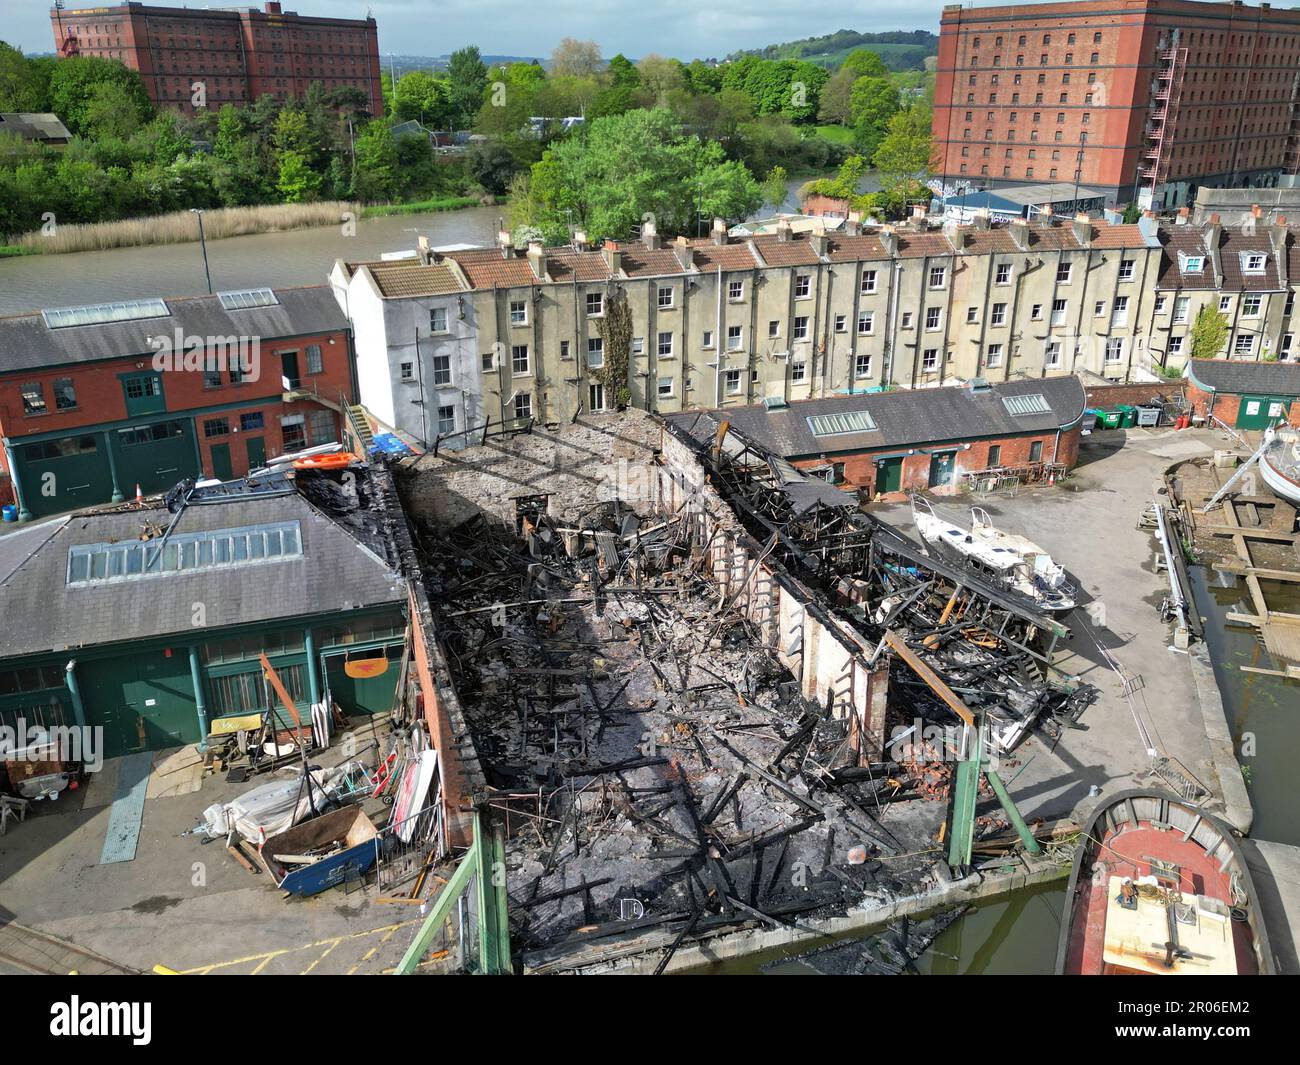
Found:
<box><xmin>0</xmin><ymin>285</ymin><xmax>357</xmax><ymax>520</ymax></box>
<box><xmin>933</xmin><ymin>0</ymin><xmax>1300</xmax><ymax>212</ymax></box>
<box><xmin>49</xmin><ymin>2</ymin><xmax>383</xmax><ymax>116</ymax></box>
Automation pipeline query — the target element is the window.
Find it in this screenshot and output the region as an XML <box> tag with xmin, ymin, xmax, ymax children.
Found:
<box><xmin>995</xmin><ymin>263</ymin><xmax>1011</xmax><ymax>284</ymax></box>
<box><xmin>585</xmin><ymin>292</ymin><xmax>603</xmax><ymax>317</ymax></box>
<box><xmin>1051</xmin><ymin>299</ymin><xmax>1068</xmax><ymax>325</ymax></box>
<box><xmin>901</xmin><ymin>311</ymin><xmax>914</xmax><ymax>329</ymax></box>
<box><xmin>514</xmin><ymin>393</ymin><xmax>532</xmax><ymax>420</ymax></box>
<box><xmin>1031</xmin><ymin>303</ymin><xmax>1043</xmax><ymax>321</ymax></box>
<box><xmin>1154</xmin><ymin>295</ymin><xmax>1167</xmax><ymax>315</ymax></box>
<box><xmin>987</xmin><ymin>445</ymin><xmax>1002</xmax><ymax>468</ymax></box>
<box><xmin>1056</xmin><ymin>261</ymin><xmax>1072</xmax><ymax>284</ymax></box>
<box><xmin>986</xmin><ymin>343</ymin><xmax>1003</xmax><ymax>368</ymax></box>
<box><xmin>967</xmin><ymin>306</ymin><xmax>978</xmax><ymax>324</ymax></box>
<box><xmin>632</xmin><ymin>337</ymin><xmax>644</xmax><ymax>356</ymax></box>
<box><xmin>308</xmin><ymin>409</ymin><xmax>334</xmax><ymax>446</ymax></box>
<box><xmin>657</xmin><ymin>376</ymin><xmax>674</xmax><ymax>398</ymax></box>
<box><xmin>400</xmin><ymin>361</ymin><xmax>414</xmax><ymax>381</ymax></box>
<box><xmin>437</xmin><ymin>405</ymin><xmax>455</xmax><ymax>436</ymax></box>
<box><xmin>1174</xmin><ymin>296</ymin><xmax>1190</xmax><ymax>323</ymax></box>
<box><xmin>305</xmin><ymin>344</ymin><xmax>323</xmax><ymax>375</ymax></box>
<box><xmin>1181</xmin><ymin>254</ymin><xmax>1204</xmax><ymax>274</ymax></box>
<box><xmin>1169</xmin><ymin>336</ymin><xmax>1184</xmax><ymax>357</ymax></box>
<box><xmin>1045</xmin><ymin>340</ymin><xmax>1062</xmax><ymax>367</ymax></box>
<box><xmin>991</xmin><ymin>302</ymin><xmax>1007</xmax><ymax>326</ymax></box>
<box><xmin>1234</xmin><ymin>334</ymin><xmax>1256</xmax><ymax>357</ymax></box>
<box><xmin>1029</xmin><ymin>441</ymin><xmax>1044</xmax><ymax>463</ymax></box>
<box><xmin>728</xmin><ymin>280</ymin><xmax>744</xmax><ymax>301</ymax></box>
<box><xmin>791</xmin><ymin>359</ymin><xmax>807</xmax><ymax>382</ymax></box>
<box><xmin>793</xmin><ymin>316</ymin><xmax>809</xmax><ymax>340</ymax></box>
<box><xmin>794</xmin><ymin>275</ymin><xmax>811</xmax><ymax>298</ymax></box>
<box><xmin>702</xmin><ymin>330</ymin><xmax>714</xmax><ymax>348</ymax></box>
<box><xmin>1243</xmin><ymin>294</ymin><xmax>1262</xmax><ymax>317</ymax></box>
<box><xmin>560</xmin><ymin>340</ymin><xmax>571</xmax><ymax>360</ymax></box>
<box><xmin>922</xmin><ymin>348</ymin><xmax>939</xmax><ymax>371</ymax></box>
<box><xmin>726</xmin><ymin>325</ymin><xmax>743</xmax><ymax>351</ymax></box>
<box><xmin>857</xmin><ymin>311</ymin><xmax>874</xmax><ymax>335</ymax></box>
<box><xmin>51</xmin><ymin>377</ymin><xmax>77</xmax><ymax>410</ymax></box>
<box><xmin>433</xmin><ymin>352</ymin><xmax>451</xmax><ymax>386</ymax></box>
<box><xmin>429</xmin><ymin>307</ymin><xmax>448</xmax><ymax>333</ymax></box>
<box><xmin>1111</xmin><ymin>296</ymin><xmax>1129</xmax><ymax>327</ymax></box>
<box><xmin>510</xmin><ymin>300</ymin><xmax>527</xmax><ymax>325</ymax></box>
<box><xmin>204</xmin><ymin>417</ymin><xmax>229</xmax><ymax>438</ymax></box>
<box><xmin>657</xmin><ymin>285</ymin><xmax>674</xmax><ymax>309</ymax></box>
<box><xmin>657</xmin><ymin>331</ymin><xmax>674</xmax><ymax>357</ymax></box>
<box><xmin>724</xmin><ymin>369</ymin><xmax>742</xmax><ymax>395</ymax></box>
<box><xmin>1094</xmin><ymin>299</ymin><xmax>1107</xmax><ymax>318</ymax></box>
<box><xmin>1105</xmin><ymin>337</ymin><xmax>1124</xmax><ymax>362</ymax></box>
<box><xmin>482</xmin><ymin>351</ymin><xmax>496</xmax><ymax>372</ymax></box>
<box><xmin>122</xmin><ymin>372</ymin><xmax>164</xmax><ymax>415</ymax></box>
<box><xmin>1281</xmin><ymin>334</ymin><xmax>1294</xmax><ymax>359</ymax></box>
<box><xmin>511</xmin><ymin>344</ymin><xmax>530</xmax><ymax>375</ymax></box>
<box><xmin>854</xmin><ymin>352</ymin><xmax>872</xmax><ymax>378</ymax></box>
<box><xmin>1118</xmin><ymin>259</ymin><xmax>1135</xmax><ymax>281</ymax></box>
<box><xmin>204</xmin><ymin>368</ymin><xmax>222</xmax><ymax>389</ymax></box>
<box><xmin>586</xmin><ymin>337</ymin><xmax>604</xmax><ymax>368</ymax></box>
<box><xmin>929</xmin><ymin>266</ymin><xmax>946</xmax><ymax>289</ymax></box>
<box><xmin>1244</xmin><ymin>253</ymin><xmax>1266</xmax><ymax>274</ymax></box>
<box><xmin>1219</xmin><ymin>296</ymin><xmax>1232</xmax><ymax>313</ymax></box>
<box><xmin>240</xmin><ymin>411</ymin><xmax>264</xmax><ymax>431</ymax></box>
<box><xmin>925</xmin><ymin>307</ymin><xmax>941</xmax><ymax>331</ymax></box>
<box><xmin>861</xmin><ymin>269</ymin><xmax>877</xmax><ymax>294</ymax></box>
<box><xmin>588</xmin><ymin>382</ymin><xmax>606</xmax><ymax>411</ymax></box>
<box><xmin>835</xmin><ymin>314</ymin><xmax>847</xmax><ymax>333</ymax></box>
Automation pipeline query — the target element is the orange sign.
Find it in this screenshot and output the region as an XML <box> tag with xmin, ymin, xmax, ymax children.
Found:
<box><xmin>344</xmin><ymin>658</ymin><xmax>388</xmax><ymax>679</ymax></box>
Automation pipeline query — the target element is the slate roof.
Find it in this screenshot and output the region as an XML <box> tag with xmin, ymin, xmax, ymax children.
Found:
<box><xmin>363</xmin><ymin>260</ymin><xmax>467</xmax><ymax>298</ymax></box>
<box><xmin>1156</xmin><ymin>224</ymin><xmax>1287</xmax><ymax>291</ymax></box>
<box><xmin>0</xmin><ymin>491</ymin><xmax>405</xmax><ymax>660</ymax></box>
<box><xmin>1185</xmin><ymin>359</ymin><xmax>1300</xmax><ymax>397</ymax></box>
<box><xmin>0</xmin><ymin>112</ymin><xmax>71</xmax><ymax>142</ymax></box>
<box><xmin>666</xmin><ymin>375</ymin><xmax>1086</xmax><ymax>460</ymax></box>
<box><xmin>0</xmin><ymin>285</ymin><xmax>349</xmax><ymax>374</ymax></box>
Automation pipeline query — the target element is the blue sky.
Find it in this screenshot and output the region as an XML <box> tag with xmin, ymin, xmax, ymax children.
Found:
<box><xmin>14</xmin><ymin>0</ymin><xmax>945</xmax><ymax>60</ymax></box>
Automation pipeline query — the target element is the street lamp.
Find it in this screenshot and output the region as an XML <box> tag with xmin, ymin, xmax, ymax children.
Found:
<box><xmin>190</xmin><ymin>208</ymin><xmax>212</xmax><ymax>295</ymax></box>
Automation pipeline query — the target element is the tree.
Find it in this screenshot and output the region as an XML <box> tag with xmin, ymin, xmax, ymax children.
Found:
<box><xmin>761</xmin><ymin>164</ymin><xmax>788</xmax><ymax>209</ymax></box>
<box><xmin>0</xmin><ymin>42</ymin><xmax>50</xmax><ymax>112</ymax></box>
<box><xmin>637</xmin><ymin>55</ymin><xmax>686</xmax><ymax>105</ymax></box>
<box><xmin>840</xmin><ymin>49</ymin><xmax>891</xmax><ymax>80</ymax></box>
<box><xmin>447</xmin><ymin>46</ymin><xmax>487</xmax><ymax>129</ymax></box>
<box><xmin>277</xmin><ymin>150</ymin><xmax>321</xmax><ymax>202</ymax></box>
<box><xmin>872</xmin><ymin>105</ymin><xmax>932</xmax><ymax>200</ymax></box>
<box><xmin>607</xmin><ymin>54</ymin><xmax>640</xmax><ymax>88</ymax></box>
<box><xmin>817</xmin><ymin>67</ymin><xmax>857</xmax><ymax>125</ymax></box>
<box><xmin>47</xmin><ymin>55</ymin><xmax>152</xmax><ymax>138</ymax></box>
<box><xmin>395</xmin><ymin>70</ymin><xmax>451</xmax><ymax>127</ymax></box>
<box><xmin>849</xmin><ymin>76</ymin><xmax>900</xmax><ymax>158</ymax></box>
<box><xmin>467</xmin><ymin>138</ymin><xmax>516</xmax><ymax>195</ymax></box>
<box><xmin>1189</xmin><ymin>304</ymin><xmax>1230</xmax><ymax>360</ymax></box>
<box><xmin>551</xmin><ymin>38</ymin><xmax>603</xmax><ymax>78</ymax></box>
<box><xmin>352</xmin><ymin>120</ymin><xmax>399</xmax><ymax>201</ymax></box>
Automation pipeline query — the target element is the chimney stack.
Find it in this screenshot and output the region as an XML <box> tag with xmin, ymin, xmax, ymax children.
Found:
<box><xmin>1037</xmin><ymin>204</ymin><xmax>1055</xmax><ymax>227</ymax></box>
<box><xmin>573</xmin><ymin>229</ymin><xmax>589</xmax><ymax>252</ymax></box>
<box><xmin>711</xmin><ymin>217</ymin><xmax>728</xmax><ymax>246</ymax></box>
<box><xmin>417</xmin><ymin>234</ymin><xmax>432</xmax><ymax>266</ymax></box>
<box><xmin>972</xmin><ymin>207</ymin><xmax>992</xmax><ymax>230</ymax></box>
<box><xmin>497</xmin><ymin>228</ymin><xmax>514</xmax><ymax>258</ymax></box>
<box><xmin>526</xmin><ymin>240</ymin><xmax>548</xmax><ymax>281</ymax></box>
<box><xmin>878</xmin><ymin>225</ymin><xmax>899</xmax><ymax>257</ymax></box>
<box><xmin>776</xmin><ymin>217</ymin><xmax>793</xmax><ymax>242</ymax></box>
<box><xmin>843</xmin><ymin>211</ymin><xmax>863</xmax><ymax>236</ymax></box>
<box><xmin>809</xmin><ymin>227</ymin><xmax>828</xmax><ymax>257</ymax></box>
<box><xmin>673</xmin><ymin>234</ymin><xmax>694</xmax><ymax>271</ymax></box>
<box><xmin>602</xmin><ymin>239</ymin><xmax>622</xmax><ymax>274</ymax></box>
<box><xmin>642</xmin><ymin>218</ymin><xmax>661</xmax><ymax>250</ymax></box>
<box><xmin>1175</xmin><ymin>206</ymin><xmax>1190</xmax><ymax>226</ymax></box>
<box><xmin>1008</xmin><ymin>217</ymin><xmax>1030</xmax><ymax>251</ymax></box>
<box><xmin>1072</xmin><ymin>211</ymin><xmax>1092</xmax><ymax>247</ymax></box>
<box><xmin>907</xmin><ymin>202</ymin><xmax>927</xmax><ymax>231</ymax></box>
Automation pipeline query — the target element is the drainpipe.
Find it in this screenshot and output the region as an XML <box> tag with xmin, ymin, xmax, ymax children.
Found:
<box><xmin>4</xmin><ymin>442</ymin><xmax>32</xmax><ymax>522</ymax></box>
<box><xmin>104</xmin><ymin>429</ymin><xmax>124</xmax><ymax>503</ymax></box>
<box><xmin>187</xmin><ymin>646</ymin><xmax>208</xmax><ymax>748</ymax></box>
<box><xmin>715</xmin><ymin>263</ymin><xmax>723</xmax><ymax>406</ymax></box>
<box><xmin>64</xmin><ymin>659</ymin><xmax>87</xmax><ymax>730</ymax></box>
<box><xmin>305</xmin><ymin>627</ymin><xmax>322</xmax><ymax>711</ymax></box>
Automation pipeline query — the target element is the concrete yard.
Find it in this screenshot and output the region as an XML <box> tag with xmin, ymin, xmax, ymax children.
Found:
<box><xmin>872</xmin><ymin>426</ymin><xmax>1229</xmax><ymax>828</ymax></box>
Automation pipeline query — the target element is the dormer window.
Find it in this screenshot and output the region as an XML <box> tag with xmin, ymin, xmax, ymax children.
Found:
<box><xmin>1242</xmin><ymin>252</ymin><xmax>1266</xmax><ymax>274</ymax></box>
<box><xmin>1179</xmin><ymin>252</ymin><xmax>1205</xmax><ymax>274</ymax></box>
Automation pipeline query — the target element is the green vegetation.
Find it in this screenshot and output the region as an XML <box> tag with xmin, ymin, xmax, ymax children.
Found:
<box><xmin>727</xmin><ymin>29</ymin><xmax>939</xmax><ymax>72</ymax></box>
<box><xmin>361</xmin><ymin>195</ymin><xmax>482</xmax><ymax>218</ymax></box>
<box><xmin>1189</xmin><ymin>304</ymin><xmax>1230</xmax><ymax>361</ymax></box>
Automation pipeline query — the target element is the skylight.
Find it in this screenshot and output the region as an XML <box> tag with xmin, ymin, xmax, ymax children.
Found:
<box><xmin>1002</xmin><ymin>393</ymin><xmax>1053</xmax><ymax>416</ymax></box>
<box><xmin>42</xmin><ymin>299</ymin><xmax>170</xmax><ymax>329</ymax></box>
<box><xmin>66</xmin><ymin>521</ymin><xmax>302</xmax><ymax>586</ymax></box>
<box><xmin>218</xmin><ymin>288</ymin><xmax>279</xmax><ymax>310</ymax></box>
<box><xmin>807</xmin><ymin>410</ymin><xmax>878</xmax><ymax>436</ymax></box>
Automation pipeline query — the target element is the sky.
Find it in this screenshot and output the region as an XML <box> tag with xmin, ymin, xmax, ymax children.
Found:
<box><xmin>11</xmin><ymin>0</ymin><xmax>947</xmax><ymax>61</ymax></box>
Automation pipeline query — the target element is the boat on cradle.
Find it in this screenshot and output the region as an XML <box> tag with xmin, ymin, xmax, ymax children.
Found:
<box><xmin>1056</xmin><ymin>790</ymin><xmax>1274</xmax><ymax>975</ymax></box>
<box><xmin>1260</xmin><ymin>426</ymin><xmax>1300</xmax><ymax>506</ymax></box>
<box><xmin>911</xmin><ymin>497</ymin><xmax>1076</xmax><ymax>613</ymax></box>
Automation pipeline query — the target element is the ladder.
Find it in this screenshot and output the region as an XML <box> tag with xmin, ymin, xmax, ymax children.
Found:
<box><xmin>1201</xmin><ymin>433</ymin><xmax>1272</xmax><ymax>513</ymax></box>
<box><xmin>346</xmin><ymin>403</ymin><xmax>375</xmax><ymax>454</ymax></box>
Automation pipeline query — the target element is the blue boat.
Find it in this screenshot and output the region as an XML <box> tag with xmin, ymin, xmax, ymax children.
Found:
<box><xmin>258</xmin><ymin>805</ymin><xmax>379</xmax><ymax>897</ymax></box>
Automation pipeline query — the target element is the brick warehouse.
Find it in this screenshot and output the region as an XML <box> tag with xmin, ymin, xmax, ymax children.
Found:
<box><xmin>667</xmin><ymin>375</ymin><xmax>1086</xmax><ymax>499</ymax></box>
<box><xmin>49</xmin><ymin>2</ymin><xmax>383</xmax><ymax>116</ymax></box>
<box><xmin>1184</xmin><ymin>357</ymin><xmax>1300</xmax><ymax>427</ymax></box>
<box><xmin>0</xmin><ymin>285</ymin><xmax>356</xmax><ymax>520</ymax></box>
<box><xmin>934</xmin><ymin>0</ymin><xmax>1300</xmax><ymax>211</ymax></box>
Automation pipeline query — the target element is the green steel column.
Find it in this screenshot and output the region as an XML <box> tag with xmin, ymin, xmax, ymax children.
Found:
<box><xmin>188</xmin><ymin>645</ymin><xmax>209</xmax><ymax>748</ymax></box>
<box><xmin>474</xmin><ymin>811</ymin><xmax>512</xmax><ymax>975</ymax></box>
<box><xmin>304</xmin><ymin>627</ymin><xmax>321</xmax><ymax>708</ymax></box>
<box><xmin>63</xmin><ymin>660</ymin><xmax>87</xmax><ymax>729</ymax></box>
<box><xmin>947</xmin><ymin>724</ymin><xmax>981</xmax><ymax>874</ymax></box>
<box><xmin>395</xmin><ymin>832</ymin><xmax>478</xmax><ymax>975</ymax></box>
<box><xmin>5</xmin><ymin>443</ymin><xmax>32</xmax><ymax>522</ymax></box>
<box><xmin>984</xmin><ymin>766</ymin><xmax>1043</xmax><ymax>856</ymax></box>
<box><xmin>104</xmin><ymin>430</ymin><xmax>124</xmax><ymax>503</ymax></box>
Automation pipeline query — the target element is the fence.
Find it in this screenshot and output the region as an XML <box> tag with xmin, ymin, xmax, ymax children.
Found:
<box><xmin>373</xmin><ymin>800</ymin><xmax>444</xmax><ymax>892</ymax></box>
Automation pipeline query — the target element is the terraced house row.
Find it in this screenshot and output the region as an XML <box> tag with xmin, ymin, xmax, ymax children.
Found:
<box><xmin>330</xmin><ymin>207</ymin><xmax>1300</xmax><ymax>450</ymax></box>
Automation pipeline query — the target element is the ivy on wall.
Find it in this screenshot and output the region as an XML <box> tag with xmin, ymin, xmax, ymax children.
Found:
<box><xmin>595</xmin><ymin>286</ymin><xmax>634</xmax><ymax>409</ymax></box>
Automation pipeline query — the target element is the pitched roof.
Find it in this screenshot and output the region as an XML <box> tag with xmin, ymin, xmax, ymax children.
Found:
<box><xmin>362</xmin><ymin>260</ymin><xmax>467</xmax><ymax>298</ymax></box>
<box><xmin>0</xmin><ymin>112</ymin><xmax>71</xmax><ymax>142</ymax></box>
<box><xmin>0</xmin><ymin>285</ymin><xmax>348</xmax><ymax>373</ymax></box>
<box><xmin>1185</xmin><ymin>358</ymin><xmax>1300</xmax><ymax>397</ymax></box>
<box><xmin>0</xmin><ymin>488</ymin><xmax>405</xmax><ymax>660</ymax></box>
<box><xmin>667</xmin><ymin>376</ymin><xmax>1086</xmax><ymax>460</ymax></box>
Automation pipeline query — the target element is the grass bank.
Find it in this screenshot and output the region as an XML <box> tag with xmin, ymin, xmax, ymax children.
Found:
<box><xmin>361</xmin><ymin>195</ymin><xmax>486</xmax><ymax>218</ymax></box>
<box><xmin>5</xmin><ymin>201</ymin><xmax>361</xmax><ymax>256</ymax></box>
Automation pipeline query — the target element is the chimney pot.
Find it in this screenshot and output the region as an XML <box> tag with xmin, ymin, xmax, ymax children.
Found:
<box><xmin>711</xmin><ymin>217</ymin><xmax>728</xmax><ymax>245</ymax></box>
<box><xmin>642</xmin><ymin>219</ymin><xmax>660</xmax><ymax>250</ymax></box>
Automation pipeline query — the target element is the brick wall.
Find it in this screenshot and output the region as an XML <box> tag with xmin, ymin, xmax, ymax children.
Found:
<box><xmin>1185</xmin><ymin>382</ymin><xmax>1300</xmax><ymax>428</ymax></box>
<box><xmin>1084</xmin><ymin>381</ymin><xmax>1184</xmax><ymax>410</ymax></box>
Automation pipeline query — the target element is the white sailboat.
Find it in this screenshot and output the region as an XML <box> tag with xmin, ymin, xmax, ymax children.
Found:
<box><xmin>911</xmin><ymin>498</ymin><xmax>1077</xmax><ymax>613</ymax></box>
<box><xmin>1260</xmin><ymin>426</ymin><xmax>1300</xmax><ymax>506</ymax></box>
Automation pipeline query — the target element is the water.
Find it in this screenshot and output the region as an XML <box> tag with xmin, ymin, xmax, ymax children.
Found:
<box><xmin>0</xmin><ymin>207</ymin><xmax>501</xmax><ymax>315</ymax></box>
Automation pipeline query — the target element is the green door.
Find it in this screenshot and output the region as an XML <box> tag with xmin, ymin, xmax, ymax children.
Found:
<box><xmin>16</xmin><ymin>433</ymin><xmax>115</xmax><ymax>518</ymax></box>
<box><xmin>112</xmin><ymin>420</ymin><xmax>199</xmax><ymax>496</ymax></box>
<box><xmin>1235</xmin><ymin>394</ymin><xmax>1291</xmax><ymax>429</ymax></box>
<box><xmin>210</xmin><ymin>442</ymin><xmax>234</xmax><ymax>481</ymax></box>
<box><xmin>876</xmin><ymin>456</ymin><xmax>903</xmax><ymax>494</ymax></box>
<box><xmin>928</xmin><ymin>450</ymin><xmax>956</xmax><ymax>487</ymax></box>
<box><xmin>79</xmin><ymin>651</ymin><xmax>200</xmax><ymax>758</ymax></box>
<box><xmin>324</xmin><ymin>646</ymin><xmax>401</xmax><ymax>716</ymax></box>
<box><xmin>246</xmin><ymin>436</ymin><xmax>266</xmax><ymax>472</ymax></box>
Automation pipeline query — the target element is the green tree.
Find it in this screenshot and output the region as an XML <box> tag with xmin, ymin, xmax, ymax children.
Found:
<box><xmin>761</xmin><ymin>164</ymin><xmax>788</xmax><ymax>209</ymax></box>
<box><xmin>607</xmin><ymin>54</ymin><xmax>640</xmax><ymax>88</ymax></box>
<box><xmin>872</xmin><ymin>104</ymin><xmax>932</xmax><ymax>203</ymax></box>
<box><xmin>840</xmin><ymin>49</ymin><xmax>891</xmax><ymax>80</ymax></box>
<box><xmin>47</xmin><ymin>55</ymin><xmax>152</xmax><ymax>137</ymax></box>
<box><xmin>467</xmin><ymin>138</ymin><xmax>516</xmax><ymax>195</ymax></box>
<box><xmin>394</xmin><ymin>70</ymin><xmax>451</xmax><ymax>127</ymax></box>
<box><xmin>550</xmin><ymin>38</ymin><xmax>603</xmax><ymax>78</ymax></box>
<box><xmin>0</xmin><ymin>42</ymin><xmax>50</xmax><ymax>112</ymax></box>
<box><xmin>849</xmin><ymin>76</ymin><xmax>900</xmax><ymax>158</ymax></box>
<box><xmin>1189</xmin><ymin>304</ymin><xmax>1230</xmax><ymax>360</ymax></box>
<box><xmin>447</xmin><ymin>46</ymin><xmax>488</xmax><ymax>129</ymax></box>
<box><xmin>352</xmin><ymin>120</ymin><xmax>399</xmax><ymax>201</ymax></box>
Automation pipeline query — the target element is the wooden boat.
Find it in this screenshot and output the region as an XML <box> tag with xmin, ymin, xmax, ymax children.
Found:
<box><xmin>258</xmin><ymin>804</ymin><xmax>379</xmax><ymax>897</ymax></box>
<box><xmin>1260</xmin><ymin>426</ymin><xmax>1300</xmax><ymax>507</ymax></box>
<box><xmin>1056</xmin><ymin>790</ymin><xmax>1274</xmax><ymax>975</ymax></box>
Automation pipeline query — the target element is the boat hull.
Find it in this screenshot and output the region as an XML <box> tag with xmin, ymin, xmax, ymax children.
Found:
<box><xmin>1055</xmin><ymin>790</ymin><xmax>1274</xmax><ymax>975</ymax></box>
<box><xmin>1260</xmin><ymin>449</ymin><xmax>1300</xmax><ymax>506</ymax></box>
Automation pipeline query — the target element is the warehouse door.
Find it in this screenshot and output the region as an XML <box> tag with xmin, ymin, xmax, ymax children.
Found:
<box><xmin>324</xmin><ymin>645</ymin><xmax>402</xmax><ymax>717</ymax></box>
<box><xmin>245</xmin><ymin>436</ymin><xmax>266</xmax><ymax>472</ymax></box>
<box><xmin>928</xmin><ymin>450</ymin><xmax>956</xmax><ymax>487</ymax></box>
<box><xmin>1235</xmin><ymin>395</ymin><xmax>1291</xmax><ymax>430</ymax></box>
<box><xmin>112</xmin><ymin>420</ymin><xmax>198</xmax><ymax>497</ymax></box>
<box><xmin>875</xmin><ymin>457</ymin><xmax>903</xmax><ymax>494</ymax></box>
<box><xmin>210</xmin><ymin>443</ymin><xmax>234</xmax><ymax>481</ymax></box>
<box><xmin>79</xmin><ymin>652</ymin><xmax>199</xmax><ymax>759</ymax></box>
<box><xmin>16</xmin><ymin>434</ymin><xmax>113</xmax><ymax>518</ymax></box>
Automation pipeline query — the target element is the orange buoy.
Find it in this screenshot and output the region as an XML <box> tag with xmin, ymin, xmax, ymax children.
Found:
<box><xmin>291</xmin><ymin>452</ymin><xmax>357</xmax><ymax>470</ymax></box>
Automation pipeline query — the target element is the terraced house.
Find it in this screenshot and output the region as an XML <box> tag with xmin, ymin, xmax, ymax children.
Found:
<box><xmin>331</xmin><ymin>209</ymin><xmax>1300</xmax><ymax>448</ymax></box>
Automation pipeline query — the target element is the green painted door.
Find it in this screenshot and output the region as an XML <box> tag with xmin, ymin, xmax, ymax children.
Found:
<box><xmin>16</xmin><ymin>433</ymin><xmax>114</xmax><ymax>518</ymax></box>
<box><xmin>112</xmin><ymin>420</ymin><xmax>198</xmax><ymax>496</ymax></box>
<box><xmin>324</xmin><ymin>646</ymin><xmax>401</xmax><ymax>716</ymax></box>
<box><xmin>928</xmin><ymin>450</ymin><xmax>956</xmax><ymax>487</ymax></box>
<box><xmin>876</xmin><ymin>456</ymin><xmax>903</xmax><ymax>494</ymax></box>
<box><xmin>79</xmin><ymin>651</ymin><xmax>200</xmax><ymax>758</ymax></box>
<box><xmin>210</xmin><ymin>443</ymin><xmax>234</xmax><ymax>481</ymax></box>
<box><xmin>246</xmin><ymin>436</ymin><xmax>266</xmax><ymax>472</ymax></box>
<box><xmin>1235</xmin><ymin>395</ymin><xmax>1291</xmax><ymax>429</ymax></box>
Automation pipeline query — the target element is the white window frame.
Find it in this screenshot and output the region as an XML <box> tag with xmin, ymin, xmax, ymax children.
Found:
<box><xmin>509</xmin><ymin>300</ymin><xmax>527</xmax><ymax>326</ymax></box>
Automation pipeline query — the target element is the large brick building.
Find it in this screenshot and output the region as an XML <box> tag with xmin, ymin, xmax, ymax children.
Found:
<box><xmin>49</xmin><ymin>2</ymin><xmax>383</xmax><ymax>116</ymax></box>
<box><xmin>934</xmin><ymin>0</ymin><xmax>1300</xmax><ymax>210</ymax></box>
